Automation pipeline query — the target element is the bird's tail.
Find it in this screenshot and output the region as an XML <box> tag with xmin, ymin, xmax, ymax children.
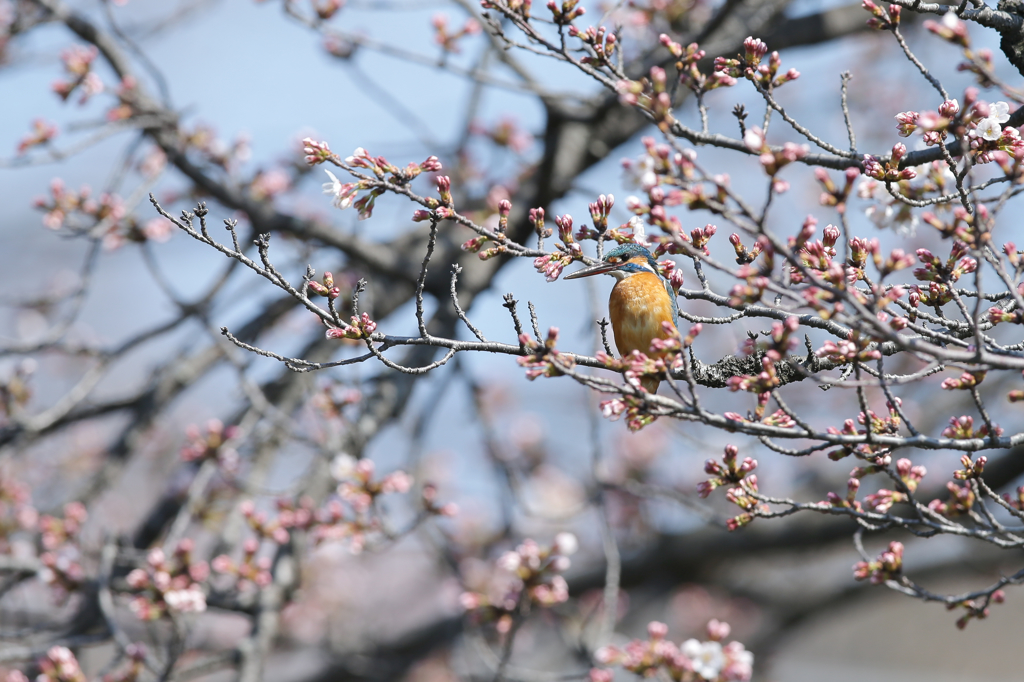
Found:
<box><xmin>640</xmin><ymin>376</ymin><xmax>661</xmax><ymax>394</ymax></box>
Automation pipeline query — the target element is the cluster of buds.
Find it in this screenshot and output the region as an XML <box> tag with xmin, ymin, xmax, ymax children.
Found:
<box><xmin>106</xmin><ymin>75</ymin><xmax>139</xmax><ymax>121</ymax></box>
<box><xmin>547</xmin><ymin>0</ymin><xmax>585</xmax><ymax>25</ymax></box>
<box><xmin>593</xmin><ymin>619</ymin><xmax>753</xmax><ymax>682</ymax></box>
<box><xmin>597</xmin><ymin>394</ymin><xmax>656</xmax><ymax>431</ymax></box>
<box><xmin>714</xmin><ymin>37</ymin><xmax>766</xmax><ymax>76</ymax></box>
<box><xmin>913</xmin><ymin>241</ymin><xmax>976</xmax><ymax>284</ymax></box>
<box><xmin>1003</xmin><ymin>239</ymin><xmax>1023</xmax><ymax>271</ymax></box>
<box><xmin>727</xmin><ymin>233</ymin><xmax>764</xmax><ymax>265</ymax></box>
<box><xmin>308</xmin><ymin>270</ymin><xmax>342</xmax><ymax>300</ymax></box>
<box><xmin>461</xmin><ymin>217</ymin><xmax>512</xmax><ymax>261</ymax></box>
<box><xmin>895</xmin><ymin>456</ymin><xmax>928</xmax><ymax>492</ymax></box>
<box><xmin>212</xmin><ymin>536</ymin><xmax>274</xmax><ymax>590</ymax></box>
<box><xmin>0</xmin><ymin>360</ymin><xmax>35</xmax><ymax>428</ymax></box>
<box><xmin>715</xmin><ymin>37</ymin><xmax>799</xmax><ymax>90</ymax></box>
<box><xmin>532</xmin><ymin>215</ymin><xmax>583</xmax><ymax>280</ymax></box>
<box><xmin>921</xmin><ymin>203</ymin><xmax>990</xmax><ymax>245</ymax></box>
<box><xmin>325</xmin><ymin>312</ymin><xmax>378</xmax><ymax>340</ymax></box>
<box><xmin>420</xmin><ymin>483</ymin><xmax>459</xmax><ymax>517</ymax></box>
<box><xmin>826</xmin><ymin>476</ymin><xmax>865</xmax><ymax>512</ymax></box>
<box><xmin>742</xmin><ymin>127</ymin><xmax>808</xmax><ymax>175</ymax></box>
<box><xmin>180</xmin><ymin>419</ymin><xmax>239</xmax><ymax>471</ymax></box>
<box><xmin>588</xmin><ymin>194</ymin><xmax>614</xmax><ymax>233</ymax></box>
<box><xmin>652</xmin><ymin>320</ymin><xmax>699</xmax><ymax>351</ymax></box>
<box><xmin>1001</xmin><ymin>485</ymin><xmax>1024</xmax><ymax>510</ymax></box>
<box><xmin>793</xmin><ymin>233</ymin><xmax>844</xmax><ymax>285</ymax></box>
<box><xmin>957</xmin><ymin>42</ymin><xmax>997</xmax><ymax>87</ymax></box>
<box><xmin>940</xmin><ymin>414</ymin><xmax>1002</xmax><ymax>440</ymax></box>
<box><xmin>431</xmin><ymin>13</ymin><xmax>481</xmax><ymax>53</ymax></box>
<box><xmin>923</xmin><ymin>10</ymin><xmax>969</xmax><ymax>47</ymax></box>
<box><xmin>570</xmin><ymin>24</ymin><xmax>617</xmax><ymax>67</ymax></box>
<box><xmin>37</xmin><ymin>503</ymin><xmax>88</xmax><ymax>598</ymax></box>
<box><xmin>0</xmin><ymin>474</ymin><xmax>37</xmax><ymax>545</ymax></box>
<box><xmin>723</xmin><ymin>394</ymin><xmax>795</xmax><ymax>428</ymax></box>
<box><xmin>659</xmin><ymin>35</ymin><xmax>736</xmax><ymax>93</ymax></box>
<box><xmin>125</xmin><ymin>543</ymin><xmax>208</xmax><ymax>619</ymax></box>
<box><xmin>622</xmin><ymin>137</ymin><xmax>693</xmax><ymax>193</ymax></box>
<box><xmin>616</xmin><ymin>66</ymin><xmax>674</xmax><ymax>132</ymax></box>
<box><xmin>52</xmin><ymin>45</ymin><xmax>104</xmax><ymax>104</ymax></box>
<box><xmin>727</xmin><ymin>274</ymin><xmax>769</xmax><ymax>307</ymax></box>
<box><xmin>928</xmin><ymin>481</ymin><xmax>976</xmax><ymax>516</ymax></box>
<box><xmin>17</xmin><ymin>118</ymin><xmax>59</xmax><ymax>155</ymax></box>
<box><xmin>953</xmin><ymin>454</ymin><xmax>987</xmax><ymax>480</ymax></box>
<box><xmin>685</xmin><ymin>223</ymin><xmax>717</xmax><ymax>256</ymax></box>
<box><xmin>815</xmin><ymin>332</ymin><xmax>881</xmax><ymax>364</ymax></box>
<box><xmin>863</xmin><ymin>487</ymin><xmax>907</xmax><ymax>514</ymax></box>
<box><xmin>824</xmin><ymin>408</ymin><xmax>901</xmax><ymax>464</ymax></box>
<box><xmin>855</xmin><ymin>399</ymin><xmax>904</xmax><ymax>439</ymax></box>
<box><xmin>461</xmin><ymin>533</ymin><xmax>578</xmax><ymax>633</ymax></box>
<box><xmin>723</xmin><ymin>475</ymin><xmax>762</xmax><ymax>531</ymax></box>
<box><xmin>815</xmin><ymin>167</ymin><xmax>860</xmax><ymax>212</ymax></box>
<box><xmin>9</xmin><ymin>646</ymin><xmax>87</xmax><ymax>682</ymax></box>
<box><xmin>322</xmin><ymin>169</ymin><xmax>376</xmax><ymax>219</ymax></box>
<box><xmin>301</xmin><ymin>137</ymin><xmax>335</xmax><ymax>165</ymax></box>
<box><xmin>853</xmin><ymin>541</ymin><xmax>903</xmax><ymax>583</ymax></box>
<box><xmin>898</xmin><ymin>98</ymin><xmax>964</xmax><ymax>146</ymax></box>
<box><xmin>653</xmin><ymin>259</ymin><xmax>686</xmax><ymax>293</ymax></box>
<box><xmin>480</xmin><ymin>0</ymin><xmax>532</xmax><ymax>18</ymax></box>
<box><xmin>312</xmin><ymin>0</ymin><xmax>343</xmax><ymax>20</ymax></box>
<box><xmin>33</xmin><ymin>178</ymin><xmax>124</xmax><ymax>233</ymax></box>
<box><xmin>517</xmin><ymin>327</ymin><xmax>575</xmax><ymax>379</ymax></box>
<box><xmin>598</xmin><ymin>348</ymin><xmax>674</xmax><ymax>395</ymax></box>
<box><xmin>853</xmin><ymin>459</ymin><xmax>926</xmax><ymax>514</ymax></box>
<box><xmin>326</xmin><ymin>147</ymin><xmax>445</xmax><ymax>217</ymax></box>
<box><xmin>908</xmin><ymin>281</ymin><xmax>952</xmax><ymax>308</ymax></box>
<box><xmin>332</xmin><ymin>454</ymin><xmax>413</xmax><ymax>514</ymax></box>
<box><xmin>697</xmin><ymin>444</ymin><xmax>757</xmax><ymax>498</ymax></box>
<box><xmin>950</xmin><ymin>590</ymin><xmax>1005</xmax><ymax>630</ymax></box>
<box><xmin>239</xmin><ymin>499</ymin><xmax>294</xmax><ymax>545</ymax></box>
<box><xmin>940</xmin><ymin>370</ymin><xmax>985</xmax><ymax>391</ymax></box>
<box><xmin>39</xmin><ymin>501</ymin><xmax>86</xmax><ymax>553</ymax></box>
<box><xmin>863</xmin><ymin>144</ymin><xmax>917</xmax><ymax>182</ymax></box>
<box><xmin>895</xmin><ymin>110</ymin><xmax>918</xmax><ymax>137</ymax></box>
<box><xmin>862</xmin><ymin>1</ymin><xmax>901</xmax><ymax>30</ymax></box>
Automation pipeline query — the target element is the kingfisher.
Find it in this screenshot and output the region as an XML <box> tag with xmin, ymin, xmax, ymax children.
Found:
<box><xmin>564</xmin><ymin>243</ymin><xmax>679</xmax><ymax>393</ymax></box>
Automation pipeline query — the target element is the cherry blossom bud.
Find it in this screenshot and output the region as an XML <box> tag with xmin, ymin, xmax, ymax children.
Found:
<box><xmin>498</xmin><ymin>551</ymin><xmax>521</xmax><ymax>572</ymax></box>
<box><xmin>554</xmin><ymin>531</ymin><xmax>578</xmax><ymax>556</ymax></box>
<box><xmin>743</xmin><ymin>36</ymin><xmax>768</xmax><ymax>63</ymax></box>
<box><xmin>706</xmin><ymin>618</ymin><xmax>731</xmax><ymax>641</ymax></box>
<box><xmin>647</xmin><ymin>621</ymin><xmax>669</xmax><ymax>639</ymax></box>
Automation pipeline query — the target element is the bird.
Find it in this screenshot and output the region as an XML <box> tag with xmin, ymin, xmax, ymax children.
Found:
<box><xmin>564</xmin><ymin>243</ymin><xmax>679</xmax><ymax>393</ymax></box>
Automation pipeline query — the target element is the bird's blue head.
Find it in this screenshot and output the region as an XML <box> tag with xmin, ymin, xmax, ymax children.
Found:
<box><xmin>563</xmin><ymin>243</ymin><xmax>662</xmax><ymax>280</ymax></box>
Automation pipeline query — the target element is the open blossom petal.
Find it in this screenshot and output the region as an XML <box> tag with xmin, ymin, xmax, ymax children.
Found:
<box><xmin>323</xmin><ymin>169</ymin><xmax>342</xmax><ymax>196</ymax></box>
<box><xmin>976</xmin><ymin>117</ymin><xmax>1002</xmax><ymax>141</ymax></box>
<box><xmin>322</xmin><ymin>169</ymin><xmax>357</xmax><ymax>209</ymax></box>
<box><xmin>989</xmin><ymin>101</ymin><xmax>1010</xmax><ymax>124</ymax></box>
<box><xmin>682</xmin><ymin>639</ymin><xmax>725</xmax><ymax>680</ymax></box>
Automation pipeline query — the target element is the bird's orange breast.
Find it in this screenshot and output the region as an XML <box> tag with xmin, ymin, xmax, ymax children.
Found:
<box><xmin>608</xmin><ymin>272</ymin><xmax>677</xmax><ymax>358</ymax></box>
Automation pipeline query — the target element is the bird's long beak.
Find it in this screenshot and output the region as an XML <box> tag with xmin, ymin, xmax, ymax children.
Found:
<box><xmin>563</xmin><ymin>261</ymin><xmax>620</xmax><ymax>279</ymax></box>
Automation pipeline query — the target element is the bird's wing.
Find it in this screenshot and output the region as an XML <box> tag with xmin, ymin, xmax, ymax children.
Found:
<box><xmin>664</xmin><ymin>276</ymin><xmax>681</xmax><ymax>331</ymax></box>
